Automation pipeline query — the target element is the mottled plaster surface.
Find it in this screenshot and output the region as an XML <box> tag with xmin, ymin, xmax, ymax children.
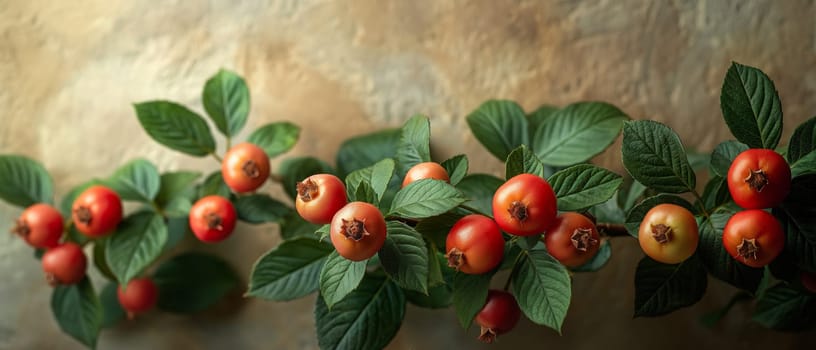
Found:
<box><xmin>1</xmin><ymin>0</ymin><xmax>815</xmax><ymax>349</ymax></box>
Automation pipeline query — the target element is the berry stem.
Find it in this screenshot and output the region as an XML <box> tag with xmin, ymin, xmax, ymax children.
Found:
<box><xmin>210</xmin><ymin>152</ymin><xmax>223</xmax><ymax>164</ymax></box>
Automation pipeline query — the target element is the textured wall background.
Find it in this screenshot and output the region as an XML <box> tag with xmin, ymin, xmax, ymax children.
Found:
<box><xmin>1</xmin><ymin>0</ymin><xmax>816</xmax><ymax>349</ymax></box>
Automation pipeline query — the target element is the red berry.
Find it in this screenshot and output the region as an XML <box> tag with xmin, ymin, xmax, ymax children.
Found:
<box><xmin>12</xmin><ymin>203</ymin><xmax>64</xmax><ymax>248</ymax></box>
<box><xmin>118</xmin><ymin>278</ymin><xmax>159</xmax><ymax>319</ymax></box>
<box><xmin>475</xmin><ymin>290</ymin><xmax>521</xmax><ymax>343</ymax></box>
<box><xmin>71</xmin><ymin>185</ymin><xmax>123</xmax><ymax>237</ymax></box>
<box><xmin>189</xmin><ymin>195</ymin><xmax>237</xmax><ymax>243</ymax></box>
<box><xmin>41</xmin><ymin>243</ymin><xmax>87</xmax><ymax>286</ymax></box>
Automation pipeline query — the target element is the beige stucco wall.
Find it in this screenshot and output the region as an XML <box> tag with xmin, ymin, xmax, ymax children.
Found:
<box><xmin>1</xmin><ymin>0</ymin><xmax>815</xmax><ymax>349</ymax></box>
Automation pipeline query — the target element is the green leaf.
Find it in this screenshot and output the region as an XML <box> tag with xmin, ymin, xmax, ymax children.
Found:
<box><xmin>720</xmin><ymin>62</ymin><xmax>783</xmax><ymax>149</ymax></box>
<box><xmin>164</xmin><ymin>216</ymin><xmax>190</xmax><ymax>252</ymax></box>
<box><xmin>415</xmin><ymin>212</ymin><xmax>465</xmax><ymax>251</ymax></box>
<box><xmin>278</xmin><ymin>156</ymin><xmax>334</xmax><ymax>201</ymax></box>
<box><xmin>51</xmin><ymin>278</ymin><xmax>102</xmax><ymax>349</ymax></box>
<box><xmin>533</xmin><ymin>101</ymin><xmax>628</xmax><ymax>166</ymax></box>
<box><xmin>710</xmin><ymin>140</ymin><xmax>749</xmax><ymax>178</ymax></box>
<box><xmin>0</xmin><ymin>155</ymin><xmax>53</xmax><ymax>207</ymax></box>
<box><xmin>511</xmin><ymin>250</ymin><xmax>571</xmax><ymax>333</ymax></box>
<box><xmin>106</xmin><ymin>212</ymin><xmax>168</xmax><ymax>285</ymax></box>
<box><xmin>106</xmin><ymin>159</ymin><xmax>161</xmax><ymax>203</ymax></box>
<box><xmin>389</xmin><ymin>179</ymin><xmax>466</xmax><ymax>219</ymax></box>
<box><xmin>319</xmin><ymin>251</ymin><xmax>367</xmax><ymax>309</ymax></box>
<box><xmin>316</xmin><ymin>276</ymin><xmax>405</xmax><ymax>350</ymax></box>
<box><xmin>549</xmin><ymin>164</ymin><xmax>622</xmax><ymax>211</ymax></box>
<box><xmin>133</xmin><ymin>101</ymin><xmax>216</xmax><ymax>157</ymax></box>
<box><xmin>622</xmin><ymin>120</ymin><xmax>696</xmax><ymax>193</ymax></box>
<box><xmin>162</xmin><ymin>197</ymin><xmax>193</xmax><ymax>218</ymax></box>
<box><xmin>505</xmin><ymin>145</ymin><xmax>545</xmax><ymax>179</ymax></box>
<box><xmin>697</xmin><ymin>217</ymin><xmax>763</xmax><ymax>293</ymax></box>
<box><xmin>202</xmin><ymin>69</ymin><xmax>250</xmax><ymax>137</ymax></box>
<box><xmin>93</xmin><ymin>240</ymin><xmax>117</xmax><ymax>282</ymax></box>
<box><xmin>624</xmin><ymin>194</ymin><xmax>696</xmax><ymax>237</ymax></box>
<box><xmin>156</xmin><ymin>171</ymin><xmax>201</xmax><ymax>207</ymax></box>
<box><xmin>235</xmin><ymin>194</ymin><xmax>290</xmax><ymax>224</ymax></box>
<box><xmin>198</xmin><ymin>171</ymin><xmax>231</xmax><ymax>198</ymax></box>
<box><xmin>622</xmin><ymin>180</ymin><xmax>647</xmax><ymax>211</ymax></box>
<box><xmin>153</xmin><ymin>252</ymin><xmax>240</xmax><ymax>313</ymax></box>
<box><xmin>396</xmin><ymin>115</ymin><xmax>431</xmax><ymax>175</ymax></box>
<box><xmin>60</xmin><ymin>180</ymin><xmax>102</xmax><ymax>218</ymax></box>
<box><xmin>589</xmin><ymin>195</ymin><xmax>626</xmax><ymax>224</ymax></box>
<box><xmin>791</xmin><ymin>151</ymin><xmax>816</xmax><ymax>178</ymax></box>
<box><xmin>378</xmin><ymin>221</ymin><xmax>429</xmax><ymax>293</ymax></box>
<box><xmin>686</xmin><ymin>150</ymin><xmax>710</xmax><ymax>172</ymax></box>
<box><xmin>406</xmin><ymin>282</ymin><xmax>453</xmax><ymax>309</ymax></box>
<box><xmin>466</xmin><ymin>100</ymin><xmax>529</xmax><ymax>161</ymax></box>
<box><xmin>440</xmin><ymin>154</ymin><xmax>468</xmax><ymax>186</ymax></box>
<box><xmin>634</xmin><ymin>256</ymin><xmax>707</xmax><ymax>317</ymax></box>
<box><xmin>279</xmin><ymin>211</ymin><xmax>322</xmax><ymax>241</ymax></box>
<box><xmin>776</xmin><ymin>175</ymin><xmax>816</xmax><ymax>271</ymax></box>
<box><xmin>752</xmin><ymin>283</ymin><xmax>816</xmax><ymax>330</ymax></box>
<box><xmin>527</xmin><ymin>104</ymin><xmax>559</xmax><ymax>140</ymax></box>
<box><xmin>787</xmin><ymin>116</ymin><xmax>816</xmax><ymax>163</ymax></box>
<box><xmin>453</xmin><ymin>272</ymin><xmax>493</xmax><ymax>329</ymax></box>
<box><xmin>247</xmin><ymin>238</ymin><xmax>333</xmax><ymax>301</ymax></box>
<box><xmin>336</xmin><ymin>129</ymin><xmax>401</xmax><ymax>177</ymax></box>
<box><xmin>99</xmin><ymin>283</ymin><xmax>125</xmax><ymax>328</ymax></box>
<box><xmin>701</xmin><ymin>176</ymin><xmax>732</xmax><ymax>211</ymax></box>
<box><xmin>456</xmin><ymin>174</ymin><xmax>503</xmax><ymax>216</ymax></box>
<box><xmin>345</xmin><ymin>158</ymin><xmax>395</xmax><ymax>204</ymax></box>
<box><xmin>246</xmin><ymin>122</ymin><xmax>300</xmax><ymax>158</ymax></box>
<box><xmin>571</xmin><ymin>240</ymin><xmax>612</xmax><ymax>272</ymax></box>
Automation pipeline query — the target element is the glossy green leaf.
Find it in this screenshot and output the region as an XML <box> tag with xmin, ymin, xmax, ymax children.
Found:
<box><xmin>247</xmin><ymin>238</ymin><xmax>333</xmax><ymax>301</ymax></box>
<box><xmin>345</xmin><ymin>158</ymin><xmax>395</xmax><ymax>204</ymax></box>
<box><xmin>106</xmin><ymin>159</ymin><xmax>161</xmax><ymax>203</ymax></box>
<box><xmin>235</xmin><ymin>194</ymin><xmax>290</xmax><ymax>224</ymax></box>
<box><xmin>378</xmin><ymin>221</ymin><xmax>428</xmax><ymax>293</ymax></box>
<box><xmin>634</xmin><ymin>256</ymin><xmax>707</xmax><ymax>317</ymax></box>
<box><xmin>720</xmin><ymin>62</ymin><xmax>783</xmax><ymax>149</ymax></box>
<box><xmin>93</xmin><ymin>240</ymin><xmax>117</xmax><ymax>282</ymax></box>
<box><xmin>389</xmin><ymin>179</ymin><xmax>466</xmax><ymax>219</ymax></box>
<box><xmin>0</xmin><ymin>155</ymin><xmax>53</xmax><ymax>207</ymax></box>
<box><xmin>440</xmin><ymin>154</ymin><xmax>468</xmax><ymax>185</ymax></box>
<box><xmin>533</xmin><ymin>101</ymin><xmax>627</xmax><ymax>166</ymax></box>
<box><xmin>202</xmin><ymin>69</ymin><xmax>250</xmax><ymax>137</ymax></box>
<box><xmin>51</xmin><ymin>278</ymin><xmax>102</xmax><ymax>349</ymax></box>
<box><xmin>787</xmin><ymin>116</ymin><xmax>816</xmax><ymax>163</ymax></box>
<box><xmin>336</xmin><ymin>129</ymin><xmax>401</xmax><ymax>177</ymax></box>
<box><xmin>511</xmin><ymin>250</ymin><xmax>571</xmax><ymax>333</ymax></box>
<box><xmin>156</xmin><ymin>171</ymin><xmax>200</xmax><ymax>207</ymax></box>
<box><xmin>134</xmin><ymin>101</ymin><xmax>216</xmax><ymax>156</ymax></box>
<box><xmin>315</xmin><ymin>276</ymin><xmax>405</xmax><ymax>350</ymax></box>
<box><xmin>456</xmin><ymin>174</ymin><xmax>504</xmax><ymax>216</ymax></box>
<box><xmin>505</xmin><ymin>145</ymin><xmax>545</xmax><ymax>179</ymax></box>
<box><xmin>776</xmin><ymin>175</ymin><xmax>816</xmax><ymax>271</ymax></box>
<box><xmin>466</xmin><ymin>100</ymin><xmax>529</xmax><ymax>161</ymax></box>
<box><xmin>247</xmin><ymin>122</ymin><xmax>300</xmax><ymax>158</ymax></box>
<box><xmin>622</xmin><ymin>120</ymin><xmax>696</xmax><ymax>193</ymax></box>
<box><xmin>549</xmin><ymin>164</ymin><xmax>622</xmax><ymax>211</ymax></box>
<box><xmin>197</xmin><ymin>171</ymin><xmax>231</xmax><ymax>198</ymax></box>
<box><xmin>99</xmin><ymin>282</ymin><xmax>125</xmax><ymax>328</ymax></box>
<box><xmin>396</xmin><ymin>115</ymin><xmax>431</xmax><ymax>175</ymax></box>
<box><xmin>106</xmin><ymin>212</ymin><xmax>168</xmax><ymax>285</ymax></box>
<box><xmin>453</xmin><ymin>272</ymin><xmax>493</xmax><ymax>329</ymax></box>
<box><xmin>752</xmin><ymin>283</ymin><xmax>816</xmax><ymax>330</ymax></box>
<box><xmin>153</xmin><ymin>252</ymin><xmax>240</xmax><ymax>313</ymax></box>
<box><xmin>710</xmin><ymin>140</ymin><xmax>749</xmax><ymax>178</ymax></box>
<box><xmin>527</xmin><ymin>104</ymin><xmax>559</xmax><ymax>140</ymax></box>
<box><xmin>319</xmin><ymin>251</ymin><xmax>367</xmax><ymax>309</ymax></box>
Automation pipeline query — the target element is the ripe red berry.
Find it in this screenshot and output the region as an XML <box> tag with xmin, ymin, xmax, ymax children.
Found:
<box><xmin>189</xmin><ymin>195</ymin><xmax>237</xmax><ymax>243</ymax></box>
<box><xmin>475</xmin><ymin>290</ymin><xmax>522</xmax><ymax>343</ymax></box>
<box><xmin>71</xmin><ymin>185</ymin><xmax>123</xmax><ymax>237</ymax></box>
<box><xmin>222</xmin><ymin>143</ymin><xmax>271</xmax><ymax>193</ymax></box>
<box><xmin>41</xmin><ymin>243</ymin><xmax>87</xmax><ymax>286</ymax></box>
<box><xmin>11</xmin><ymin>203</ymin><xmax>64</xmax><ymax>248</ymax></box>
<box><xmin>118</xmin><ymin>278</ymin><xmax>159</xmax><ymax>319</ymax></box>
